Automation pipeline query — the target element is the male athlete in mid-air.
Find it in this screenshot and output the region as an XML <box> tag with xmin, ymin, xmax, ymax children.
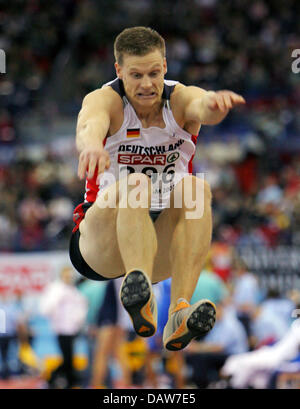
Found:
<box><xmin>69</xmin><ymin>27</ymin><xmax>245</xmax><ymax>351</ymax></box>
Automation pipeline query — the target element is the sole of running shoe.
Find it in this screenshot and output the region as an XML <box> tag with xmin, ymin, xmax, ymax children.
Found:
<box><xmin>165</xmin><ymin>300</ymin><xmax>216</xmax><ymax>351</ymax></box>
<box><xmin>120</xmin><ymin>270</ymin><xmax>156</xmax><ymax>337</ymax></box>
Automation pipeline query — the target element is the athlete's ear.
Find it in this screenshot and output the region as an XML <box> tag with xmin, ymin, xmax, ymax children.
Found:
<box><xmin>163</xmin><ymin>58</ymin><xmax>167</xmax><ymax>75</ymax></box>
<box><xmin>115</xmin><ymin>62</ymin><xmax>122</xmax><ymax>79</ymax></box>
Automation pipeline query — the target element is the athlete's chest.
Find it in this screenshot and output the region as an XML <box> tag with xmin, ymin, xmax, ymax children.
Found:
<box><xmin>139</xmin><ymin>113</ymin><xmax>165</xmax><ymax>129</ymax></box>
<box><xmin>109</xmin><ymin>107</ymin><xmax>166</xmax><ymax>136</ymax></box>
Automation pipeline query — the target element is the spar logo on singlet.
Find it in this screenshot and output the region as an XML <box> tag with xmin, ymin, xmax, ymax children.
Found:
<box><xmin>117</xmin><ymin>141</ymin><xmax>183</xmax><ymax>183</ymax></box>
<box><xmin>118</xmin><ymin>153</ymin><xmax>166</xmax><ymax>166</ymax></box>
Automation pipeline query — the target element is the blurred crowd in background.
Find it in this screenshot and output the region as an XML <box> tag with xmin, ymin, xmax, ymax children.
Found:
<box><xmin>1</xmin><ymin>0</ymin><xmax>300</xmax><ymax>252</ymax></box>
<box><xmin>1</xmin><ymin>260</ymin><xmax>300</xmax><ymax>389</ymax></box>
<box><xmin>1</xmin><ymin>0</ymin><xmax>300</xmax><ymax>389</ymax></box>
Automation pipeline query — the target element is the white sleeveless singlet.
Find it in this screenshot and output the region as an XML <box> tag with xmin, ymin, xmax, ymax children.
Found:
<box><xmin>84</xmin><ymin>78</ymin><xmax>199</xmax><ymax>212</ymax></box>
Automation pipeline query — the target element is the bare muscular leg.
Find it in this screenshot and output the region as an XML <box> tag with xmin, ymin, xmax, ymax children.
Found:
<box><xmin>152</xmin><ymin>175</ymin><xmax>212</xmax><ymax>314</ymax></box>
<box><xmin>79</xmin><ymin>173</ymin><xmax>214</xmax><ymax>348</ymax></box>
<box><xmin>168</xmin><ymin>176</ymin><xmax>212</xmax><ymax>314</ymax></box>
<box><xmin>78</xmin><ymin>173</ymin><xmax>157</xmax><ymax>281</ymax></box>
<box><xmin>116</xmin><ymin>173</ymin><xmax>157</xmax><ymax>280</ymax></box>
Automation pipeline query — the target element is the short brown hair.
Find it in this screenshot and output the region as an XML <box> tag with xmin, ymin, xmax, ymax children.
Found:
<box><xmin>114</xmin><ymin>26</ymin><xmax>166</xmax><ymax>65</ymax></box>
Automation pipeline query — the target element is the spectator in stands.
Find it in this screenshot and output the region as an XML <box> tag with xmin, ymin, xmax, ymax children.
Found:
<box><xmin>90</xmin><ymin>278</ymin><xmax>132</xmax><ymax>389</ymax></box>
<box><xmin>0</xmin><ymin>293</ymin><xmax>23</xmax><ymax>379</ymax></box>
<box><xmin>249</xmin><ymin>287</ymin><xmax>294</xmax><ymax>349</ymax></box>
<box><xmin>231</xmin><ymin>258</ymin><xmax>261</xmax><ymax>344</ymax></box>
<box><xmin>221</xmin><ymin>301</ymin><xmax>300</xmax><ymax>389</ymax></box>
<box><xmin>250</xmin><ymin>304</ymin><xmax>289</xmax><ymax>349</ymax></box>
<box><xmin>185</xmin><ymin>299</ymin><xmax>248</xmax><ymax>388</ymax></box>
<box><xmin>39</xmin><ymin>266</ymin><xmax>88</xmax><ymax>388</ymax></box>
<box><xmin>77</xmin><ymin>278</ymin><xmax>107</xmax><ymax>387</ymax></box>
<box><xmin>260</xmin><ymin>286</ymin><xmax>296</xmax><ymax>328</ymax></box>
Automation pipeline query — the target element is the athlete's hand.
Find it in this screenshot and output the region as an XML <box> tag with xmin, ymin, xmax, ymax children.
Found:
<box><xmin>204</xmin><ymin>90</ymin><xmax>245</xmax><ymax>113</ymax></box>
<box><xmin>77</xmin><ymin>147</ymin><xmax>110</xmax><ymax>180</ymax></box>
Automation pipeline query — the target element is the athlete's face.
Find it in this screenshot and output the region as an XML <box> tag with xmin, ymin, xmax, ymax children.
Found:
<box><xmin>115</xmin><ymin>49</ymin><xmax>167</xmax><ymax>109</ymax></box>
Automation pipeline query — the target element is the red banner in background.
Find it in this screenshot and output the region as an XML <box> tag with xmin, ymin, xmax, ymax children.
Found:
<box><xmin>0</xmin><ymin>252</ymin><xmax>71</xmax><ymax>295</ymax></box>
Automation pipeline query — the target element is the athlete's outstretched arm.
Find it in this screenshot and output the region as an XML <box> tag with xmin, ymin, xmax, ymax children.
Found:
<box><xmin>181</xmin><ymin>86</ymin><xmax>245</xmax><ymax>126</ymax></box>
<box><xmin>76</xmin><ymin>88</ymin><xmax>113</xmax><ymax>180</ymax></box>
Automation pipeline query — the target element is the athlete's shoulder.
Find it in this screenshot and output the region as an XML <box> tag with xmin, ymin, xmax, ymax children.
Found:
<box><xmin>81</xmin><ymin>83</ymin><xmax>123</xmax><ymax>117</ymax></box>
<box><xmin>83</xmin><ymin>86</ymin><xmax>119</xmax><ymax>105</ymax></box>
<box><xmin>172</xmin><ymin>82</ymin><xmax>206</xmax><ymax>99</ymax></box>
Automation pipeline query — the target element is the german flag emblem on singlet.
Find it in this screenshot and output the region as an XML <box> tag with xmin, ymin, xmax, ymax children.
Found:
<box><xmin>127</xmin><ymin>128</ymin><xmax>140</xmax><ymax>138</ymax></box>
